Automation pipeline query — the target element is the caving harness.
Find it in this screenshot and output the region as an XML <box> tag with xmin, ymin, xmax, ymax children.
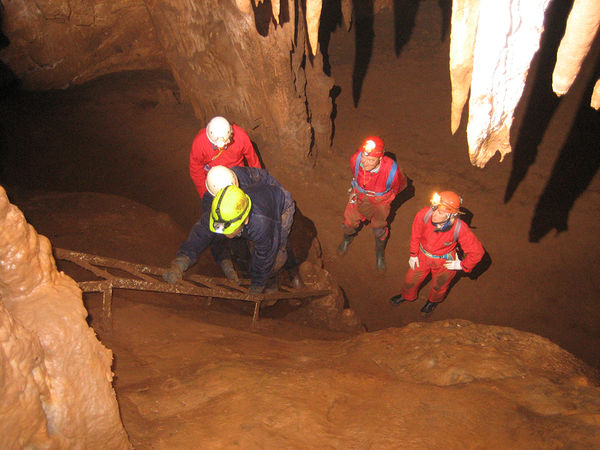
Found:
<box><xmin>419</xmin><ymin>208</ymin><xmax>462</xmax><ymax>261</ymax></box>
<box><xmin>351</xmin><ymin>152</ymin><xmax>398</xmax><ymax>197</ymax></box>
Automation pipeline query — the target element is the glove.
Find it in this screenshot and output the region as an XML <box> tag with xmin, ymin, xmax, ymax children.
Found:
<box><xmin>162</xmin><ymin>255</ymin><xmax>192</xmax><ymax>284</ymax></box>
<box><xmin>219</xmin><ymin>259</ymin><xmax>239</xmax><ymax>284</ymax></box>
<box><xmin>163</xmin><ymin>265</ymin><xmax>183</xmax><ymax>284</ymax></box>
<box><xmin>444</xmin><ymin>258</ymin><xmax>462</xmax><ymax>271</ymax></box>
<box><xmin>409</xmin><ymin>256</ymin><xmax>419</xmax><ymax>270</ymax></box>
<box><xmin>248</xmin><ymin>284</ymin><xmax>265</xmax><ymax>295</ymax></box>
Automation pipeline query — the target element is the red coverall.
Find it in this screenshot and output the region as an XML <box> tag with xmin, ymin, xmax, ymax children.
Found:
<box><xmin>343</xmin><ymin>150</ymin><xmax>407</xmax><ymax>238</ymax></box>
<box><xmin>189</xmin><ymin>124</ymin><xmax>261</xmax><ymax>197</ymax></box>
<box><xmin>400</xmin><ymin>206</ymin><xmax>484</xmax><ymax>303</ymax></box>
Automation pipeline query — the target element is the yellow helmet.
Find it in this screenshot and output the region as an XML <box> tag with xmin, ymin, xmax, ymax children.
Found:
<box><xmin>210</xmin><ymin>185</ymin><xmax>252</xmax><ymax>234</ymax></box>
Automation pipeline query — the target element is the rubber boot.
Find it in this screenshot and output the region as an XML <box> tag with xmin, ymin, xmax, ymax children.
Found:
<box><xmin>287</xmin><ymin>265</ymin><xmax>306</xmax><ymax>290</ymax></box>
<box><xmin>262</xmin><ymin>276</ymin><xmax>279</xmax><ymax>307</ymax></box>
<box><xmin>389</xmin><ymin>294</ymin><xmax>406</xmax><ymax>305</ymax></box>
<box><xmin>375</xmin><ymin>236</ymin><xmax>387</xmax><ymax>272</ymax></box>
<box><xmin>421</xmin><ymin>301</ymin><xmax>438</xmax><ymax>316</ymax></box>
<box><xmin>337</xmin><ymin>234</ymin><xmax>355</xmax><ymax>255</ymax></box>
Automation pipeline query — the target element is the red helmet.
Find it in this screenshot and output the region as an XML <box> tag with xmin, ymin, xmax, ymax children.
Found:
<box><xmin>360</xmin><ymin>136</ymin><xmax>384</xmax><ymax>157</ymax></box>
<box><xmin>431</xmin><ymin>191</ymin><xmax>462</xmax><ymax>214</ymax></box>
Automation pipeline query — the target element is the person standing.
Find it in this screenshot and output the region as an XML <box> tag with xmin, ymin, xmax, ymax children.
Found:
<box><xmin>337</xmin><ymin>136</ymin><xmax>407</xmax><ymax>271</ymax></box>
<box><xmin>389</xmin><ymin>191</ymin><xmax>484</xmax><ymax>315</ymax></box>
<box><xmin>189</xmin><ymin>116</ymin><xmax>261</xmax><ymax>197</ymax></box>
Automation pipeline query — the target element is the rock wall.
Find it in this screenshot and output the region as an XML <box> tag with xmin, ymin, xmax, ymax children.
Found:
<box><xmin>0</xmin><ymin>0</ymin><xmax>333</xmax><ymax>163</ymax></box>
<box><xmin>0</xmin><ymin>0</ymin><xmax>166</xmax><ymax>89</ymax></box>
<box><xmin>0</xmin><ymin>187</ymin><xmax>130</xmax><ymax>449</ymax></box>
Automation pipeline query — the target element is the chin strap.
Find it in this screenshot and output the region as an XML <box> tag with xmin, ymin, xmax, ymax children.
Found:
<box><xmin>434</xmin><ymin>218</ymin><xmax>454</xmax><ymax>232</ymax></box>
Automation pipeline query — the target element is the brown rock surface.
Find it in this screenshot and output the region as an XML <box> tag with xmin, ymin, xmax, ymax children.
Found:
<box><xmin>7</xmin><ymin>190</ymin><xmax>600</xmax><ymax>448</ymax></box>
<box><xmin>0</xmin><ymin>188</ymin><xmax>130</xmax><ymax>449</ymax></box>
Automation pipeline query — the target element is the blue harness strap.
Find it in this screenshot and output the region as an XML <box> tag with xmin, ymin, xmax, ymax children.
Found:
<box><xmin>423</xmin><ymin>208</ymin><xmax>462</xmax><ymax>243</ymax></box>
<box><xmin>351</xmin><ymin>152</ymin><xmax>398</xmax><ymax>196</ymax></box>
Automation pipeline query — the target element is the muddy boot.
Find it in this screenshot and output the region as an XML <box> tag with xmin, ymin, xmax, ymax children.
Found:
<box><xmin>264</xmin><ymin>276</ymin><xmax>279</xmax><ymax>295</ymax></box>
<box><xmin>420</xmin><ymin>301</ymin><xmax>438</xmax><ymax>316</ymax></box>
<box><xmin>287</xmin><ymin>265</ymin><xmax>306</xmax><ymax>290</ymax></box>
<box><xmin>337</xmin><ymin>234</ymin><xmax>355</xmax><ymax>255</ymax></box>
<box><xmin>261</xmin><ymin>277</ymin><xmax>279</xmax><ymax>307</ymax></box>
<box><xmin>375</xmin><ymin>236</ymin><xmax>387</xmax><ymax>272</ymax></box>
<box><xmin>389</xmin><ymin>294</ymin><xmax>407</xmax><ymax>305</ymax></box>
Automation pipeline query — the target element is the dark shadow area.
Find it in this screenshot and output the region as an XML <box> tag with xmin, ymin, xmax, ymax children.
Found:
<box><xmin>529</xmin><ymin>56</ymin><xmax>600</xmax><ymax>242</ymax></box>
<box><xmin>393</xmin><ymin>0</ymin><xmax>419</xmax><ymax>57</ymax></box>
<box><xmin>288</xmin><ymin>206</ymin><xmax>318</xmax><ymax>264</ymax></box>
<box><xmin>329</xmin><ymin>84</ymin><xmax>342</xmax><ymax>146</ymax></box>
<box><xmin>437</xmin><ymin>0</ymin><xmax>452</xmax><ymax>42</ymax></box>
<box><xmin>388</xmin><ymin>175</ymin><xmax>415</xmax><ymax>226</ymax></box>
<box><xmin>352</xmin><ymin>0</ymin><xmax>375</xmax><ymax>106</ymax></box>
<box><xmin>252</xmin><ymin>0</ymin><xmax>275</xmax><ymax>37</ymax></box>
<box><xmin>320</xmin><ymin>0</ymin><xmax>345</xmax><ymax>76</ymax></box>
<box><xmin>504</xmin><ymin>0</ymin><xmax>573</xmax><ymax>203</ymax></box>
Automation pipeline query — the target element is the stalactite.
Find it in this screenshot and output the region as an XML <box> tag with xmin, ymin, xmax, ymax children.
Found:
<box><xmin>306</xmin><ymin>0</ymin><xmax>322</xmax><ymax>55</ymax></box>
<box><xmin>272</xmin><ymin>0</ymin><xmax>281</xmax><ymax>24</ymax></box>
<box><xmin>449</xmin><ymin>0</ymin><xmax>480</xmax><ymax>135</ymax></box>
<box><xmin>466</xmin><ymin>0</ymin><xmax>550</xmax><ymax>168</ymax></box>
<box><xmin>591</xmin><ymin>78</ymin><xmax>600</xmax><ymax>110</ymax></box>
<box><xmin>552</xmin><ymin>0</ymin><xmax>600</xmax><ymax>96</ymax></box>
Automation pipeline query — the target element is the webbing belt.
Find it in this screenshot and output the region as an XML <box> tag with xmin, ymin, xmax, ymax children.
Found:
<box><xmin>419</xmin><ymin>244</ymin><xmax>453</xmax><ymax>261</ymax></box>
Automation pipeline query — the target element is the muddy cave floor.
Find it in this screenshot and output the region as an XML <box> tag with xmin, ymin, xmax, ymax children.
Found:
<box><xmin>1</xmin><ymin>6</ymin><xmax>600</xmax><ymax>373</ymax></box>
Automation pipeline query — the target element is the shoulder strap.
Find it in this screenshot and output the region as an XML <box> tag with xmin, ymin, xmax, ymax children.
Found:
<box><xmin>424</xmin><ymin>208</ymin><xmax>433</xmax><ymax>223</ymax></box>
<box><xmin>453</xmin><ymin>218</ymin><xmax>462</xmax><ymax>242</ymax></box>
<box><xmin>385</xmin><ymin>160</ymin><xmax>398</xmax><ymax>192</ymax></box>
<box><xmin>353</xmin><ymin>152</ymin><xmax>362</xmax><ymax>179</ymax></box>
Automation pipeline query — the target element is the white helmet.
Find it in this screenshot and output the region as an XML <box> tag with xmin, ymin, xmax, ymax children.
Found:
<box><xmin>206</xmin><ymin>116</ymin><xmax>233</xmax><ymax>148</ymax></box>
<box><xmin>205</xmin><ymin>165</ymin><xmax>239</xmax><ymax>196</ymax></box>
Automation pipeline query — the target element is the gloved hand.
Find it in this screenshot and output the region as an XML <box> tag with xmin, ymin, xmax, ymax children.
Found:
<box><xmin>409</xmin><ymin>256</ymin><xmax>420</xmax><ymax>270</ymax></box>
<box><xmin>444</xmin><ymin>258</ymin><xmax>462</xmax><ymax>271</ymax></box>
<box><xmin>248</xmin><ymin>284</ymin><xmax>265</xmax><ymax>295</ymax></box>
<box><xmin>219</xmin><ymin>259</ymin><xmax>239</xmax><ymax>284</ymax></box>
<box><xmin>163</xmin><ymin>265</ymin><xmax>183</xmax><ymax>284</ymax></box>
<box><xmin>162</xmin><ymin>255</ymin><xmax>192</xmax><ymax>284</ymax></box>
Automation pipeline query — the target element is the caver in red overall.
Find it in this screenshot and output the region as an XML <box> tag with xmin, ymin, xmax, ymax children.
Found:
<box><xmin>189</xmin><ymin>118</ymin><xmax>261</xmax><ymax>197</ymax></box>
<box><xmin>390</xmin><ymin>191</ymin><xmax>484</xmax><ymax>314</ymax></box>
<box><xmin>337</xmin><ymin>136</ymin><xmax>407</xmax><ymax>271</ymax></box>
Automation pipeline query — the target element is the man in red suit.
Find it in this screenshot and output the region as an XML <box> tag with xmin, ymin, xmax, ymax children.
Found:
<box><xmin>337</xmin><ymin>136</ymin><xmax>407</xmax><ymax>271</ymax></box>
<box><xmin>389</xmin><ymin>191</ymin><xmax>485</xmax><ymax>315</ymax></box>
<box><xmin>189</xmin><ymin>116</ymin><xmax>261</xmax><ymax>197</ymax></box>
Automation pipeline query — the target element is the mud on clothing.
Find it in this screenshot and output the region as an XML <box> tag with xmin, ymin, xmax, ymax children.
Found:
<box><xmin>343</xmin><ymin>150</ymin><xmax>407</xmax><ymax>231</ymax></box>
<box><xmin>178</xmin><ymin>183</ymin><xmax>292</xmax><ymax>288</ymax></box>
<box><xmin>189</xmin><ymin>124</ymin><xmax>261</xmax><ymax>197</ymax></box>
<box><xmin>401</xmin><ymin>206</ymin><xmax>484</xmax><ymax>302</ymax></box>
<box><xmin>201</xmin><ymin>166</ymin><xmax>294</xmax><ymax>271</ymax></box>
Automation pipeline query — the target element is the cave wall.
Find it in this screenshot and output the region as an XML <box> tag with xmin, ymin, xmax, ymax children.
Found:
<box><xmin>2</xmin><ymin>0</ymin><xmax>597</xmax><ymax>168</ymax></box>
<box><xmin>0</xmin><ymin>0</ymin><xmax>333</xmax><ymax>163</ymax></box>
<box><xmin>0</xmin><ymin>0</ymin><xmax>166</xmax><ymax>89</ymax></box>
<box><xmin>143</xmin><ymin>0</ymin><xmax>316</xmax><ymax>161</ymax></box>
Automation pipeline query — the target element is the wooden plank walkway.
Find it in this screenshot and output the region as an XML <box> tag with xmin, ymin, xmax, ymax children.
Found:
<box><xmin>54</xmin><ymin>248</ymin><xmax>330</xmax><ymax>328</ymax></box>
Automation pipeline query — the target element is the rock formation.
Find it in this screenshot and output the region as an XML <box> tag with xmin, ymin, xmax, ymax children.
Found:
<box><xmin>1</xmin><ymin>0</ymin><xmax>597</xmax><ymax>167</ymax></box>
<box><xmin>449</xmin><ymin>0</ymin><xmax>600</xmax><ymax>167</ymax></box>
<box><xmin>0</xmin><ymin>187</ymin><xmax>130</xmax><ymax>449</ymax></box>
